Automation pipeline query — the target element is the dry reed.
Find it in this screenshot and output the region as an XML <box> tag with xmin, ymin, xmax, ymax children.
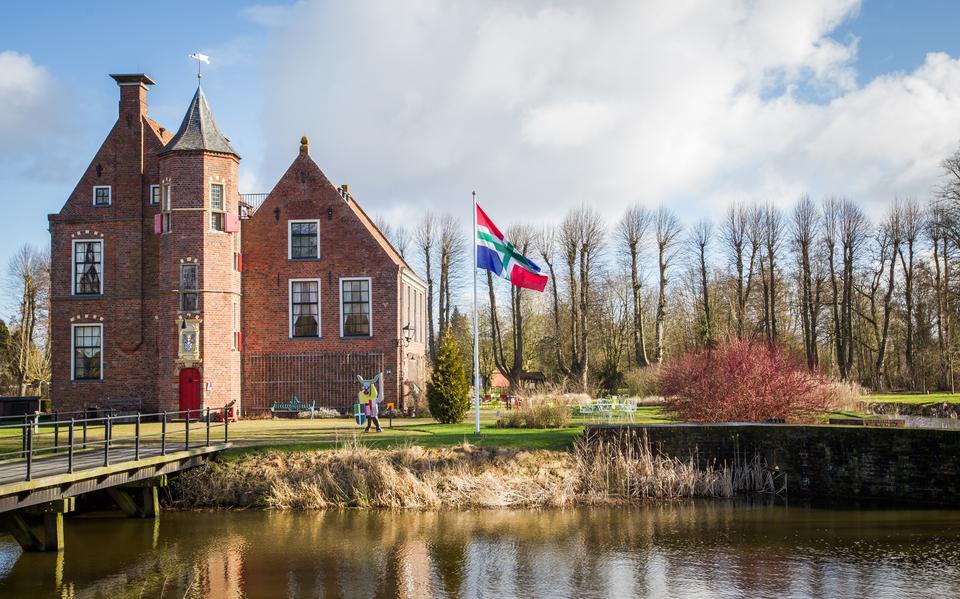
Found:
<box><xmin>172</xmin><ymin>434</ymin><xmax>780</xmax><ymax>510</ymax></box>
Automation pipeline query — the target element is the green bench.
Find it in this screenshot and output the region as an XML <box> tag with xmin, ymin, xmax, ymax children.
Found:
<box><xmin>270</xmin><ymin>397</ymin><xmax>316</xmax><ymax>419</ymax></box>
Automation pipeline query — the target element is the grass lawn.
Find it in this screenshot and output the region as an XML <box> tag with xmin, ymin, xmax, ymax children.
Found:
<box><xmin>861</xmin><ymin>392</ymin><xmax>960</xmax><ymax>404</ymax></box>
<box><xmin>0</xmin><ymin>404</ymin><xmax>675</xmax><ymax>460</ymax></box>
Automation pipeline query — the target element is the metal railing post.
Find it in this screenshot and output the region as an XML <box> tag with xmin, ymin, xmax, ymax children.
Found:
<box><xmin>135</xmin><ymin>413</ymin><xmax>141</xmax><ymax>460</ymax></box>
<box><xmin>68</xmin><ymin>419</ymin><xmax>75</xmax><ymax>474</ymax></box>
<box><xmin>82</xmin><ymin>417</ymin><xmax>88</xmax><ymax>449</ymax></box>
<box><xmin>53</xmin><ymin>411</ymin><xmax>60</xmax><ymax>453</ymax></box>
<box><xmin>185</xmin><ymin>409</ymin><xmax>190</xmax><ymax>450</ymax></box>
<box><xmin>103</xmin><ymin>415</ymin><xmax>111</xmax><ymax>467</ymax></box>
<box><xmin>21</xmin><ymin>415</ymin><xmax>27</xmax><ymax>459</ymax></box>
<box><xmin>25</xmin><ymin>425</ymin><xmax>33</xmax><ymax>481</ymax></box>
<box><xmin>205</xmin><ymin>407</ymin><xmax>211</xmax><ymax>447</ymax></box>
<box><xmin>161</xmin><ymin>412</ymin><xmax>167</xmax><ymax>455</ymax></box>
<box><xmin>224</xmin><ymin>406</ymin><xmax>229</xmax><ymax>443</ymax></box>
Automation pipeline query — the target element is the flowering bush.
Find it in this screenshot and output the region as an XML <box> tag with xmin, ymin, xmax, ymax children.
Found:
<box><xmin>659</xmin><ymin>340</ymin><xmax>828</xmax><ymax>423</ymax></box>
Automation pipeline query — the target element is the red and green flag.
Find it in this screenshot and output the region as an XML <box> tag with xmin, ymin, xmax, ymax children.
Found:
<box><xmin>475</xmin><ymin>203</ymin><xmax>548</xmax><ymax>292</ymax></box>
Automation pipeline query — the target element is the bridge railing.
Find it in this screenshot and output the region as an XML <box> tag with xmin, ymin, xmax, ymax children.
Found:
<box><xmin>0</xmin><ymin>404</ymin><xmax>233</xmax><ymax>482</ymax></box>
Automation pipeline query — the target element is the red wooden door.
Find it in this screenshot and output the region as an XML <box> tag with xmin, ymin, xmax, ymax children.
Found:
<box><xmin>179</xmin><ymin>368</ymin><xmax>202</xmax><ymax>415</ymax></box>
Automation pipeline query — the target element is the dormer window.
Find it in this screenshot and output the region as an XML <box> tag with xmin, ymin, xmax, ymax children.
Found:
<box><xmin>93</xmin><ymin>186</ymin><xmax>111</xmax><ymax>207</ymax></box>
<box><xmin>288</xmin><ymin>220</ymin><xmax>319</xmax><ymax>259</ymax></box>
<box><xmin>210</xmin><ymin>183</ymin><xmax>225</xmax><ymax>231</ymax></box>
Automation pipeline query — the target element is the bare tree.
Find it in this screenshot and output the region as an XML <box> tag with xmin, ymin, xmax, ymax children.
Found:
<box><xmin>823</xmin><ymin>197</ymin><xmax>867</xmax><ymax>381</ymax></box>
<box><xmin>437</xmin><ymin>213</ymin><xmax>466</xmax><ymax>338</ymax></box>
<box><xmin>722</xmin><ymin>202</ymin><xmax>761</xmax><ymax>339</ymax></box>
<box><xmin>689</xmin><ymin>219</ymin><xmax>713</xmax><ymax>347</ymax></box>
<box><xmin>7</xmin><ymin>244</ymin><xmax>50</xmax><ymax>396</ymax></box>
<box><xmin>488</xmin><ymin>225</ymin><xmax>536</xmax><ymax>389</ymax></box>
<box><xmin>791</xmin><ymin>196</ymin><xmax>822</xmax><ymax>369</ymax></box>
<box><xmin>559</xmin><ymin>206</ymin><xmax>605</xmax><ymax>389</ymax></box>
<box><xmin>374</xmin><ymin>216</ymin><xmax>410</xmax><ymax>259</ymax></box>
<box><xmin>415</xmin><ymin>212</ymin><xmax>437</xmax><ymax>360</ymax></box>
<box><xmin>535</xmin><ymin>226</ymin><xmax>569</xmax><ymax>376</ymax></box>
<box><xmin>615</xmin><ymin>205</ymin><xmax>653</xmax><ymax>365</ymax></box>
<box><xmin>930</xmin><ymin>203</ymin><xmax>953</xmax><ymax>390</ymax></box>
<box><xmin>898</xmin><ymin>198</ymin><xmax>924</xmax><ymax>388</ymax></box>
<box><xmin>760</xmin><ymin>203</ymin><xmax>783</xmax><ymax>345</ymax></box>
<box><xmin>870</xmin><ymin>206</ymin><xmax>901</xmax><ymax>387</ymax></box>
<box><xmin>654</xmin><ymin>207</ymin><xmax>683</xmax><ymax>363</ymax></box>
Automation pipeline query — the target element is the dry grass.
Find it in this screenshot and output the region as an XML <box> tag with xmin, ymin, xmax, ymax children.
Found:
<box><xmin>820</xmin><ymin>380</ymin><xmax>867</xmax><ymax>413</ymax></box>
<box><xmin>496</xmin><ymin>395</ymin><xmax>573</xmax><ymax>429</ymax></box>
<box><xmin>173</xmin><ymin>431</ymin><xmax>779</xmax><ymax>509</ymax></box>
<box><xmin>574</xmin><ymin>430</ymin><xmax>780</xmax><ymax>501</ymax></box>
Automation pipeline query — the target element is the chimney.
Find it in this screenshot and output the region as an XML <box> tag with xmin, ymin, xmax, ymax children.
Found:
<box><xmin>109</xmin><ymin>73</ymin><xmax>155</xmax><ymax>120</ymax></box>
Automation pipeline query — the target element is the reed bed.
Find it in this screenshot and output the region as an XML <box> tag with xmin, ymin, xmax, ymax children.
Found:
<box><xmin>173</xmin><ymin>434</ymin><xmax>780</xmax><ymax>510</ymax></box>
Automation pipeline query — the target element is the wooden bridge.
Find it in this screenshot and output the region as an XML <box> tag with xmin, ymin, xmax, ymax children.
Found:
<box><xmin>0</xmin><ymin>407</ymin><xmax>231</xmax><ymax>552</ymax></box>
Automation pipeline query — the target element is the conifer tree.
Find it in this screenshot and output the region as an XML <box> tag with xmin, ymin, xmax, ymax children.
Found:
<box><xmin>427</xmin><ymin>333</ymin><xmax>469</xmax><ymax>424</ymax></box>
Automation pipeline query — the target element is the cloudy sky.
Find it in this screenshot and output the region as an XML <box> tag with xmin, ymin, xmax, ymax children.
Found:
<box><xmin>3</xmin><ymin>0</ymin><xmax>960</xmax><ymax>263</ymax></box>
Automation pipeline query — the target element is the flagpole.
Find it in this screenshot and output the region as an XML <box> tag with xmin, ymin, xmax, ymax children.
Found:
<box><xmin>472</xmin><ymin>191</ymin><xmax>481</xmax><ymax>435</ymax></box>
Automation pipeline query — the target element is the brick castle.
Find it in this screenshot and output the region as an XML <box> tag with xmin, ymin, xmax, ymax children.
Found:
<box><xmin>48</xmin><ymin>73</ymin><xmax>427</xmax><ymax>416</ymax></box>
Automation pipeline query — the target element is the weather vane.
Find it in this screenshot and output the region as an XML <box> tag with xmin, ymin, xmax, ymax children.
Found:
<box><xmin>188</xmin><ymin>52</ymin><xmax>210</xmax><ymax>79</ymax></box>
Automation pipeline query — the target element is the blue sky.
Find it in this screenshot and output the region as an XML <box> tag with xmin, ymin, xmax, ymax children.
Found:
<box><xmin>3</xmin><ymin>0</ymin><xmax>960</xmax><ymax>306</ymax></box>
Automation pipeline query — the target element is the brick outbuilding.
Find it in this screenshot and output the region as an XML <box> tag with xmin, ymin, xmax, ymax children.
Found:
<box><xmin>48</xmin><ymin>74</ymin><xmax>426</xmax><ymax>416</ymax></box>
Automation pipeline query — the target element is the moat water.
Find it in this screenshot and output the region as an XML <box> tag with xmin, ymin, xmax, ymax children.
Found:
<box><xmin>1</xmin><ymin>503</ymin><xmax>959</xmax><ymax>598</ymax></box>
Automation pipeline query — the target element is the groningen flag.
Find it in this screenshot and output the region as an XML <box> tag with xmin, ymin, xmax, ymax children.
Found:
<box><xmin>476</xmin><ymin>203</ymin><xmax>548</xmax><ymax>292</ymax></box>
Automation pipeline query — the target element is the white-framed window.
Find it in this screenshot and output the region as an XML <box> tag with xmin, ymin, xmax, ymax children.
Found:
<box><xmin>161</xmin><ymin>184</ymin><xmax>172</xmax><ymax>232</ymax></box>
<box><xmin>233</xmin><ymin>301</ymin><xmax>240</xmax><ymax>350</ymax></box>
<box><xmin>288</xmin><ymin>219</ymin><xmax>320</xmax><ymax>259</ymax></box>
<box><xmin>72</xmin><ymin>239</ymin><xmax>103</xmax><ymax>295</ymax></box>
<box><xmin>149</xmin><ymin>184</ymin><xmax>160</xmax><ymax>206</ymax></box>
<box><xmin>210</xmin><ymin>183</ymin><xmax>225</xmax><ymax>231</ymax></box>
<box><xmin>289</xmin><ymin>278</ymin><xmax>321</xmax><ymax>338</ymax></box>
<box><xmin>93</xmin><ymin>186</ymin><xmax>111</xmax><ymax>207</ymax></box>
<box><xmin>72</xmin><ymin>323</ymin><xmax>103</xmax><ymax>381</ymax></box>
<box><xmin>340</xmin><ymin>277</ymin><xmax>372</xmax><ymax>338</ymax></box>
<box><xmin>180</xmin><ymin>264</ymin><xmax>199</xmax><ymax>312</ymax></box>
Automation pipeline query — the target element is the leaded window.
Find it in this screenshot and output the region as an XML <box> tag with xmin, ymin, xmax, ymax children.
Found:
<box><xmin>149</xmin><ymin>185</ymin><xmax>160</xmax><ymax>206</ymax></box>
<box><xmin>341</xmin><ymin>278</ymin><xmax>371</xmax><ymax>337</ymax></box>
<box><xmin>180</xmin><ymin>264</ymin><xmax>198</xmax><ymax>312</ymax></box>
<box><xmin>289</xmin><ymin>221</ymin><xmax>319</xmax><ymax>259</ymax></box>
<box><xmin>73</xmin><ymin>325</ymin><xmax>102</xmax><ymax>380</ymax></box>
<box><xmin>74</xmin><ymin>241</ymin><xmax>102</xmax><ymax>295</ymax></box>
<box><xmin>291</xmin><ymin>280</ymin><xmax>320</xmax><ymax>337</ymax></box>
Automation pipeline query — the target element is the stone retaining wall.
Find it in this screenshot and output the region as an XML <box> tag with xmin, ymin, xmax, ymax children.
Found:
<box><xmin>585</xmin><ymin>423</ymin><xmax>960</xmax><ymax>505</ymax></box>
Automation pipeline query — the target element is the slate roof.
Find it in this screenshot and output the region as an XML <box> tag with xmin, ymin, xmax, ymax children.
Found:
<box><xmin>159</xmin><ymin>85</ymin><xmax>239</xmax><ymax>157</ymax></box>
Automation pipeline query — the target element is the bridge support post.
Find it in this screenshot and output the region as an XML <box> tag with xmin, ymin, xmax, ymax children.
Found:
<box><xmin>0</xmin><ymin>498</ymin><xmax>75</xmax><ymax>552</ymax></box>
<box><xmin>107</xmin><ymin>475</ymin><xmax>167</xmax><ymax>518</ymax></box>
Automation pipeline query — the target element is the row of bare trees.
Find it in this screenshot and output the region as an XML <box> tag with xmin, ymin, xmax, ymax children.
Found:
<box><xmin>381</xmin><ymin>144</ymin><xmax>960</xmax><ymax>395</ymax></box>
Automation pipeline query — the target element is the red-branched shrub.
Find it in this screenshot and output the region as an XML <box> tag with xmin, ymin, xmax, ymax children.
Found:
<box><xmin>659</xmin><ymin>340</ymin><xmax>828</xmax><ymax>423</ymax></box>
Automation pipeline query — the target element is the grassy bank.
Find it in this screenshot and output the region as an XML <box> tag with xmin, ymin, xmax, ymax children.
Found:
<box><xmin>862</xmin><ymin>392</ymin><xmax>960</xmax><ymax>404</ymax></box>
<box><xmin>172</xmin><ymin>432</ymin><xmax>777</xmax><ymax>509</ymax></box>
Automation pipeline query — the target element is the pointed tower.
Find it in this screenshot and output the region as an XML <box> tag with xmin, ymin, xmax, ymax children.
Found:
<box><xmin>156</xmin><ymin>84</ymin><xmax>242</xmax><ymax>415</ymax></box>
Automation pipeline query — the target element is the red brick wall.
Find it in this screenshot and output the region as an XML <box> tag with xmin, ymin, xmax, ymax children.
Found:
<box><xmin>49</xmin><ymin>80</ymin><xmax>165</xmax><ymax>412</ymax></box>
<box><xmin>241</xmin><ymin>145</ymin><xmax>406</xmax><ymax>411</ymax></box>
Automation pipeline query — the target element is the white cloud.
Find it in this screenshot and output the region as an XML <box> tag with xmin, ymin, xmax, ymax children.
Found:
<box><xmin>249</xmin><ymin>0</ymin><xmax>960</xmax><ymax>228</ymax></box>
<box><xmin>0</xmin><ymin>51</ymin><xmax>58</xmax><ymax>156</ymax></box>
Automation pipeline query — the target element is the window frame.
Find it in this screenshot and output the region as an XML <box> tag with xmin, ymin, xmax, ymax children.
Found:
<box><xmin>339</xmin><ymin>276</ymin><xmax>373</xmax><ymax>338</ymax></box>
<box><xmin>288</xmin><ymin>278</ymin><xmax>322</xmax><ymax>339</ymax></box>
<box><xmin>92</xmin><ymin>185</ymin><xmax>111</xmax><ymax>207</ymax></box>
<box><xmin>149</xmin><ymin>184</ymin><xmax>160</xmax><ymax>206</ymax></box>
<box><xmin>161</xmin><ymin>184</ymin><xmax>172</xmax><ymax>233</ymax></box>
<box><xmin>179</xmin><ymin>263</ymin><xmax>199</xmax><ymax>313</ymax></box>
<box><xmin>287</xmin><ymin>219</ymin><xmax>320</xmax><ymax>260</ymax></box>
<box><xmin>210</xmin><ymin>183</ymin><xmax>226</xmax><ymax>232</ymax></box>
<box><xmin>71</xmin><ymin>323</ymin><xmax>103</xmax><ymax>381</ymax></box>
<box><xmin>72</xmin><ymin>239</ymin><xmax>104</xmax><ymax>296</ymax></box>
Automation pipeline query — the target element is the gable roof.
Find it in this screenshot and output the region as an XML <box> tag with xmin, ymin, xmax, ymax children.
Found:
<box><xmin>159</xmin><ymin>85</ymin><xmax>238</xmax><ymax>157</ymax></box>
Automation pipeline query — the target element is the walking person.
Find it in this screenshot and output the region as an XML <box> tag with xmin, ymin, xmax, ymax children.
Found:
<box><xmin>358</xmin><ymin>374</ymin><xmax>383</xmax><ymax>433</ymax></box>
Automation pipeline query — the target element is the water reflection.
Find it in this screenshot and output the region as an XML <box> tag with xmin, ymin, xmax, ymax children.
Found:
<box><xmin>1</xmin><ymin>502</ymin><xmax>959</xmax><ymax>598</ymax></box>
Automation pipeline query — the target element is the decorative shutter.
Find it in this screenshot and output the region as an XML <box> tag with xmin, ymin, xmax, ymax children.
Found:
<box><xmin>154</xmin><ymin>213</ymin><xmax>163</xmax><ymax>234</ymax></box>
<box><xmin>226</xmin><ymin>213</ymin><xmax>240</xmax><ymax>233</ymax></box>
<box><xmin>236</xmin><ymin>252</ymin><xmax>243</xmax><ymax>272</ymax></box>
<box><xmin>236</xmin><ymin>331</ymin><xmax>243</xmax><ymax>352</ymax></box>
